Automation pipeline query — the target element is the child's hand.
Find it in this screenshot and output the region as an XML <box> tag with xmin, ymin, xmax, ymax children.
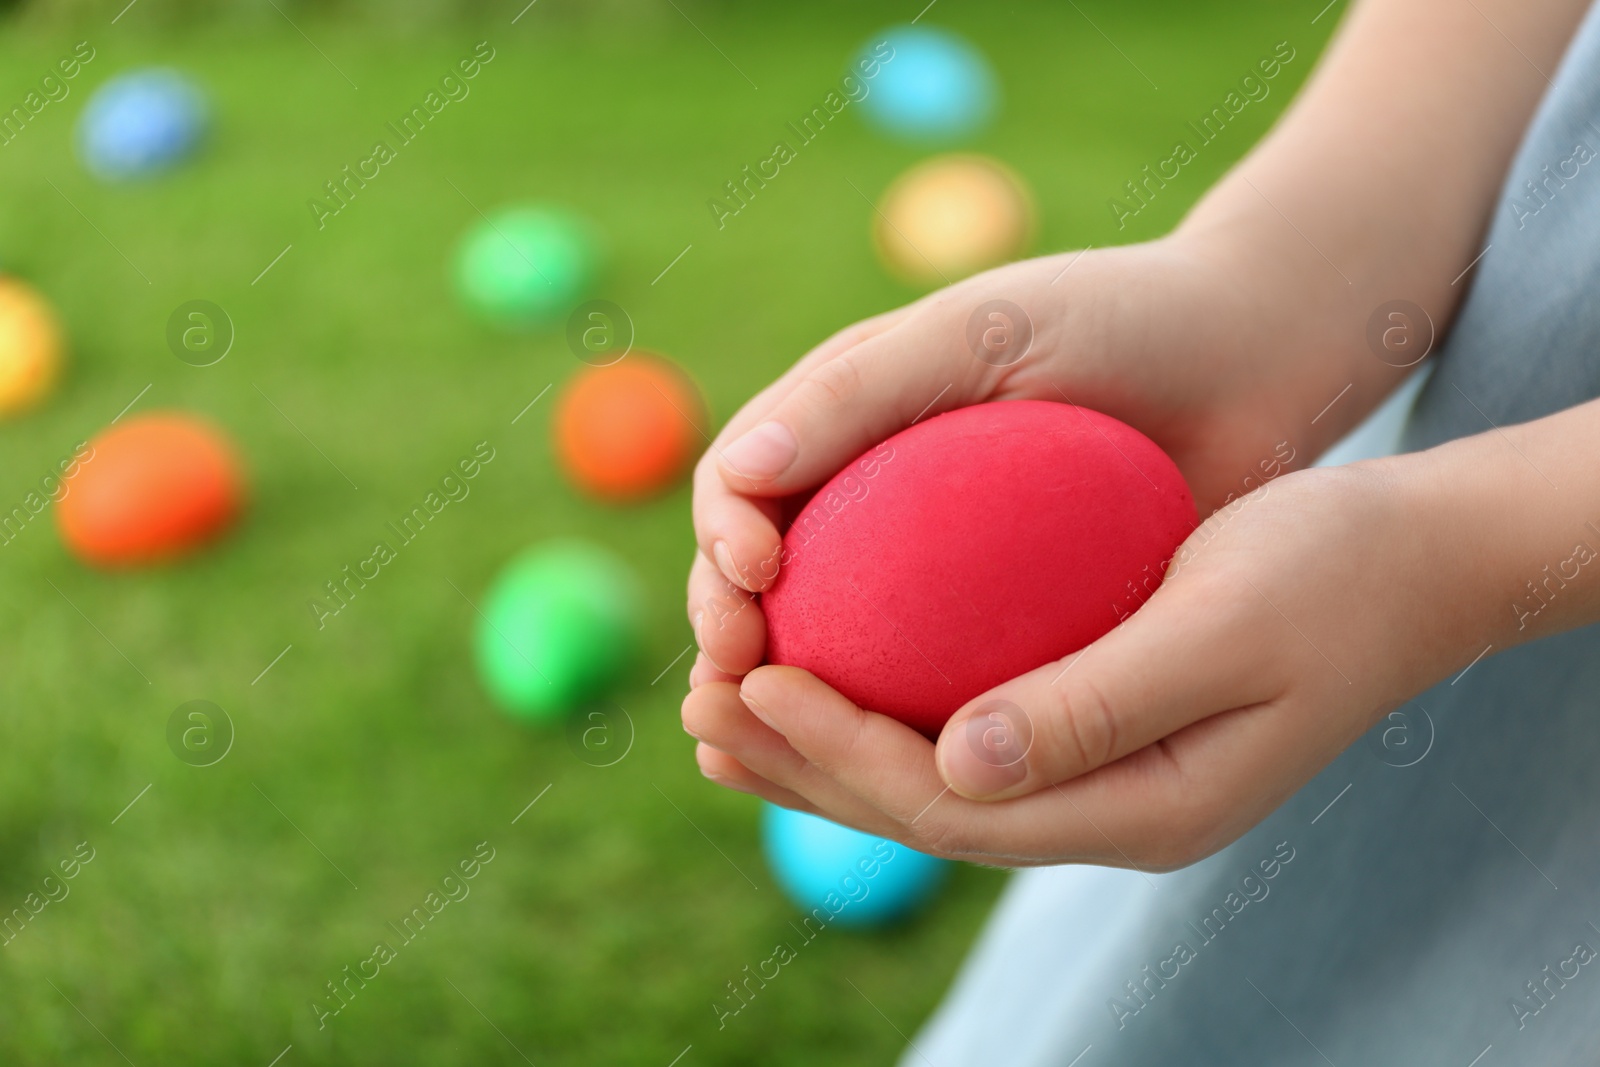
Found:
<box><xmin>681</xmin><ymin>0</ymin><xmax>1600</xmax><ymax>868</ymax></box>
<box><xmin>686</xmin><ymin>236</ymin><xmax>1347</xmax><ymax>687</ymax></box>
<box><xmin>682</xmin><ymin>457</ymin><xmax>1497</xmax><ymax>868</ymax></box>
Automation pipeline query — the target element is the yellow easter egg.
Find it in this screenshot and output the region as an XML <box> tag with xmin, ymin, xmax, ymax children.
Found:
<box><xmin>0</xmin><ymin>279</ymin><xmax>64</xmax><ymax>417</ymax></box>
<box><xmin>873</xmin><ymin>154</ymin><xmax>1035</xmax><ymax>285</ymax></box>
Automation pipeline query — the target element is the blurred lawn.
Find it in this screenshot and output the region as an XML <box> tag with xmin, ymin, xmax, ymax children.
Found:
<box><xmin>0</xmin><ymin>2</ymin><xmax>1329</xmax><ymax>1064</ymax></box>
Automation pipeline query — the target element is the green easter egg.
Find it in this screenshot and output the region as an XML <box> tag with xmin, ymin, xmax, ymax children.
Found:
<box><xmin>475</xmin><ymin>541</ymin><xmax>643</xmax><ymax>722</ymax></box>
<box><xmin>454</xmin><ymin>206</ymin><xmax>598</xmax><ymax>329</ymax></box>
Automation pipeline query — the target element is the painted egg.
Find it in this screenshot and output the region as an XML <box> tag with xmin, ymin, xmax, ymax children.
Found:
<box><xmin>0</xmin><ymin>277</ymin><xmax>65</xmax><ymax>418</ymax></box>
<box><xmin>856</xmin><ymin>26</ymin><xmax>997</xmax><ymax>142</ymax></box>
<box><xmin>874</xmin><ymin>154</ymin><xmax>1033</xmax><ymax>285</ymax></box>
<box><xmin>760</xmin><ymin>802</ymin><xmax>948</xmax><ymax>928</ymax></box>
<box><xmin>77</xmin><ymin>68</ymin><xmax>209</xmax><ymax>182</ymax></box>
<box><xmin>474</xmin><ymin>540</ymin><xmax>645</xmax><ymax>723</ymax></box>
<box><xmin>454</xmin><ymin>205</ymin><xmax>598</xmax><ymax>329</ymax></box>
<box><xmin>553</xmin><ymin>353</ymin><xmax>706</xmax><ymax>501</ymax></box>
<box><xmin>762</xmin><ymin>400</ymin><xmax>1195</xmax><ymax>736</ymax></box>
<box><xmin>56</xmin><ymin>413</ymin><xmax>245</xmax><ymax>567</ymax></box>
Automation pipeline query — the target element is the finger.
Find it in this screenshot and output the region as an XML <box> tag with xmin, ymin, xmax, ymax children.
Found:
<box><xmin>690</xmin><ymin>480</ymin><xmax>783</xmax><ymax>593</ymax></box>
<box><xmin>692</xmin><ymin>307</ymin><xmax>913</xmax><ymax>589</ymax></box>
<box><xmin>739</xmin><ymin>665</ymin><xmax>963</xmax><ymax>824</ymax></box>
<box><xmin>686</xmin><ymin>551</ymin><xmax>766</xmax><ymax>676</ymax></box>
<box><xmin>1029</xmin><ymin>696</ymin><xmax>1310</xmax><ymax>872</ymax></box>
<box><xmin>742</xmin><ymin>666</ymin><xmax>1325</xmax><ymax>871</ymax></box>
<box><xmin>706</xmin><ymin>306</ymin><xmax>918</xmax><ymax>454</ymax></box>
<box><xmin>695</xmin><ymin>743</ymin><xmax>819</xmax><ymax>811</ymax></box>
<box><xmin>713</xmin><ymin>310</ymin><xmax>997</xmax><ymax>496</ymax></box>
<box><xmin>934</xmin><ymin>572</ymin><xmax>1282</xmax><ymax>801</ymax></box>
<box><xmin>682</xmin><ymin>682</ymin><xmax>905</xmax><ymax>839</ymax></box>
<box><xmin>738</xmin><ymin>664</ymin><xmax>1203</xmax><ymax>867</ymax></box>
<box><xmin>688</xmin><ymin>652</ymin><xmax>740</xmax><ymax>690</ymax></box>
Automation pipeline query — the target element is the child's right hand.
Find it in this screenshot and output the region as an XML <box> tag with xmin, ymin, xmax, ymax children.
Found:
<box><xmin>686</xmin><ymin>234</ymin><xmax>1329</xmax><ymax>684</ymax></box>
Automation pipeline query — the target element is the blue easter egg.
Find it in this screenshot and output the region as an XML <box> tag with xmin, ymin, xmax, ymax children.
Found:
<box><xmin>761</xmin><ymin>803</ymin><xmax>949</xmax><ymax>928</ymax></box>
<box><xmin>78</xmin><ymin>69</ymin><xmax>207</xmax><ymax>181</ymax></box>
<box><xmin>858</xmin><ymin>26</ymin><xmax>997</xmax><ymax>141</ymax></box>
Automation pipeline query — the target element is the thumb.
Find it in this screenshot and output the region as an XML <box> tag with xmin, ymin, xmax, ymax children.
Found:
<box><xmin>713</xmin><ymin>300</ymin><xmax>1014</xmax><ymax>496</ymax></box>
<box><xmin>932</xmin><ymin>583</ymin><xmax>1272</xmax><ymax>801</ymax></box>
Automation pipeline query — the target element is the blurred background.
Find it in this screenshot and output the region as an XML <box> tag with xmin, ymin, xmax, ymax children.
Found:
<box><xmin>0</xmin><ymin>1</ymin><xmax>1334</xmax><ymax>1063</ymax></box>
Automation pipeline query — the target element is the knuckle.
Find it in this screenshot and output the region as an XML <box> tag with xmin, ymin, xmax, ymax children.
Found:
<box><xmin>836</xmin><ymin>318</ymin><xmax>885</xmax><ymax>351</ymax></box>
<box><xmin>796</xmin><ymin>355</ymin><xmax>865</xmax><ymax>414</ymax></box>
<box><xmin>803</xmin><ymin>706</ymin><xmax>871</xmax><ymax>780</ymax></box>
<box><xmin>908</xmin><ymin>817</ymin><xmax>969</xmax><ymax>859</ymax></box>
<box><xmin>1049</xmin><ymin>676</ymin><xmax>1119</xmax><ymax>773</ymax></box>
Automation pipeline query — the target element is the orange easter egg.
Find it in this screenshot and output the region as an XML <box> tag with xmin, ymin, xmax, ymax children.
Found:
<box><xmin>0</xmin><ymin>278</ymin><xmax>64</xmax><ymax>417</ymax></box>
<box><xmin>553</xmin><ymin>354</ymin><xmax>706</xmax><ymax>501</ymax></box>
<box><xmin>57</xmin><ymin>413</ymin><xmax>245</xmax><ymax>567</ymax></box>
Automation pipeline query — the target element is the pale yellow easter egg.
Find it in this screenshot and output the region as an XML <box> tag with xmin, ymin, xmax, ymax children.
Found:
<box><xmin>873</xmin><ymin>155</ymin><xmax>1034</xmax><ymax>285</ymax></box>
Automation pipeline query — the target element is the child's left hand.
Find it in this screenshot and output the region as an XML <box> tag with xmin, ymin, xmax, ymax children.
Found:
<box><xmin>682</xmin><ymin>456</ymin><xmax>1504</xmax><ymax>869</ymax></box>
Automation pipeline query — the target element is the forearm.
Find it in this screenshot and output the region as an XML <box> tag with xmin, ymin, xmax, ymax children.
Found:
<box><xmin>1389</xmin><ymin>397</ymin><xmax>1600</xmax><ymax>668</ymax></box>
<box><xmin>1176</xmin><ymin>0</ymin><xmax>1589</xmax><ymax>453</ymax></box>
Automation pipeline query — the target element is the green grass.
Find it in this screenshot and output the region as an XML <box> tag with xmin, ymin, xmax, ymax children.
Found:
<box><xmin>0</xmin><ymin>3</ymin><xmax>1330</xmax><ymax>1063</ymax></box>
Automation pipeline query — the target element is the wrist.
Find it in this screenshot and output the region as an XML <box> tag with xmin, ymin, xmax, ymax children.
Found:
<box><xmin>1374</xmin><ymin>406</ymin><xmax>1600</xmax><ymax>667</ymax></box>
<box><xmin>1159</xmin><ymin>225</ymin><xmax>1354</xmax><ymax>410</ymax></box>
<box><xmin>1168</xmin><ymin>207</ymin><xmax>1431</xmax><ymax>460</ymax></box>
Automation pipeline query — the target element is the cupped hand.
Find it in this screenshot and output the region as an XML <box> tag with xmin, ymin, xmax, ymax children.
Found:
<box><xmin>686</xmin><ymin>236</ymin><xmax>1316</xmax><ymax>689</ymax></box>
<box><xmin>682</xmin><ymin>461</ymin><xmax>1489</xmax><ymax>869</ymax></box>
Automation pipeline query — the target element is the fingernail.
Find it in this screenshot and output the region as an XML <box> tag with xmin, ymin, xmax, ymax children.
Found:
<box><xmin>941</xmin><ymin>740</ymin><xmax>1028</xmax><ymax>797</ymax></box>
<box><xmin>940</xmin><ymin>703</ymin><xmax>1034</xmax><ymax>798</ymax></box>
<box><xmin>704</xmin><ymin>772</ymin><xmax>756</xmax><ymax>796</ymax></box>
<box><xmin>712</xmin><ymin>540</ymin><xmax>739</xmax><ymax>582</ymax></box>
<box><xmin>720</xmin><ymin>421</ymin><xmax>797</xmax><ymax>482</ymax></box>
<box><xmin>741</xmin><ymin>691</ymin><xmax>780</xmax><ymax>733</ymax></box>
